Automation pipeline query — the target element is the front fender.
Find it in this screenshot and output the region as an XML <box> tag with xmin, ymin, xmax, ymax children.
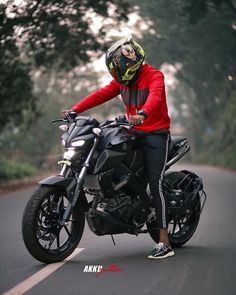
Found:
<box><xmin>39</xmin><ymin>176</ymin><xmax>76</xmax><ymax>194</ymax></box>
<box><xmin>39</xmin><ymin>176</ymin><xmax>89</xmax><ymax>211</ymax></box>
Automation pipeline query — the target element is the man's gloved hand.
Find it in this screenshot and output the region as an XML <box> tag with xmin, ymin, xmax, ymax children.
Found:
<box><xmin>129</xmin><ymin>115</ymin><xmax>145</xmax><ymax>126</ymax></box>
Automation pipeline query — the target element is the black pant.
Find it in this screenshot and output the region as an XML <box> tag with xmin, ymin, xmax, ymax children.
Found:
<box><xmin>135</xmin><ymin>131</ymin><xmax>170</xmax><ymax>229</ymax></box>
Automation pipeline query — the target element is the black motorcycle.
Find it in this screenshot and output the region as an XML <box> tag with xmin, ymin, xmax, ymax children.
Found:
<box><xmin>22</xmin><ymin>113</ymin><xmax>207</xmax><ymax>263</ymax></box>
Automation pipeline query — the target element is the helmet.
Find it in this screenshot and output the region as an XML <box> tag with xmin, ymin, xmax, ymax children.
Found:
<box><xmin>105</xmin><ymin>36</ymin><xmax>145</xmax><ymax>86</ymax></box>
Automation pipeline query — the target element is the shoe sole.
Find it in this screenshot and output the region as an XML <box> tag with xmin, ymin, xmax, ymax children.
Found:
<box><xmin>147</xmin><ymin>251</ymin><xmax>175</xmax><ymax>259</ymax></box>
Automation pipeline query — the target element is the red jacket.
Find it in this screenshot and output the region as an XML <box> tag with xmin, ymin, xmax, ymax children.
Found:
<box><xmin>72</xmin><ymin>64</ymin><xmax>170</xmax><ymax>132</ymax></box>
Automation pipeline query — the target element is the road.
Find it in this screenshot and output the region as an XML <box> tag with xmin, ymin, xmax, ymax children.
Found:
<box><xmin>0</xmin><ymin>164</ymin><xmax>236</xmax><ymax>295</ymax></box>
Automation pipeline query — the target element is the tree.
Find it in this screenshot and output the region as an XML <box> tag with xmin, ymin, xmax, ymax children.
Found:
<box><xmin>182</xmin><ymin>0</ymin><xmax>236</xmax><ymax>24</ymax></box>
<box><xmin>0</xmin><ymin>41</ymin><xmax>37</xmax><ymax>130</ymax></box>
<box><xmin>0</xmin><ymin>0</ymin><xmax>130</xmax><ymax>131</ymax></box>
<box><xmin>130</xmin><ymin>2</ymin><xmax>235</xmax><ymax>132</ymax></box>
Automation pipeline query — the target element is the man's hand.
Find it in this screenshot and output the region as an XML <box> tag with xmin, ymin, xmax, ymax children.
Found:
<box><xmin>129</xmin><ymin>115</ymin><xmax>145</xmax><ymax>126</ymax></box>
<box><xmin>60</xmin><ymin>109</ymin><xmax>73</xmax><ymax>119</ymax></box>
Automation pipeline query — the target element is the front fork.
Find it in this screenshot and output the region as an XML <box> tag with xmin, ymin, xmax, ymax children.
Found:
<box><xmin>60</xmin><ymin>136</ymin><xmax>100</xmax><ymax>226</ymax></box>
<box><xmin>59</xmin><ymin>163</ymin><xmax>70</xmax><ymax>177</ymax></box>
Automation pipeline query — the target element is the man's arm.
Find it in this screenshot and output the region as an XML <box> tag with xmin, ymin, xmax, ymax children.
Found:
<box><xmin>142</xmin><ymin>71</ymin><xmax>165</xmax><ymax>116</ymax></box>
<box><xmin>72</xmin><ymin>79</ymin><xmax>120</xmax><ymax>113</ymax></box>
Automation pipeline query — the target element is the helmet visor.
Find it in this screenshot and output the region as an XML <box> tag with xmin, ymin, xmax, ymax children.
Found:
<box><xmin>108</xmin><ymin>48</ymin><xmax>142</xmax><ymax>84</ymax></box>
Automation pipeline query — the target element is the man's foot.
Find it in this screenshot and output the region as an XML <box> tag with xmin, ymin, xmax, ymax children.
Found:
<box><xmin>147</xmin><ymin>243</ymin><xmax>174</xmax><ymax>259</ymax></box>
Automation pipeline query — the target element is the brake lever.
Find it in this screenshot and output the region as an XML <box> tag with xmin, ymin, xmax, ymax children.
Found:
<box><xmin>52</xmin><ymin>119</ymin><xmax>66</xmax><ymax>123</ymax></box>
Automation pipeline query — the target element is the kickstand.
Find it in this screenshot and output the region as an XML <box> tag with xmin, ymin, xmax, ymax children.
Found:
<box><xmin>111</xmin><ymin>235</ymin><xmax>116</xmax><ymax>246</ymax></box>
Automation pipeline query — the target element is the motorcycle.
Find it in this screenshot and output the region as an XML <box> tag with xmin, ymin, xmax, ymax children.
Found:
<box><xmin>22</xmin><ymin>112</ymin><xmax>207</xmax><ymax>263</ymax></box>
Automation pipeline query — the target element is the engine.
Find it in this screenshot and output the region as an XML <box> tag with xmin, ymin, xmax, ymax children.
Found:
<box><xmin>96</xmin><ymin>190</ymin><xmax>147</xmax><ymax>226</ymax></box>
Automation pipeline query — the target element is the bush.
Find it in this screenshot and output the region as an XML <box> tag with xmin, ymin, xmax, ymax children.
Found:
<box><xmin>193</xmin><ymin>91</ymin><xmax>236</xmax><ymax>170</ymax></box>
<box><xmin>0</xmin><ymin>159</ymin><xmax>37</xmax><ymax>182</ymax></box>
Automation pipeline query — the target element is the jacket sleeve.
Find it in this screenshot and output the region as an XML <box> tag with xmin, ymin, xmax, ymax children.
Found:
<box><xmin>142</xmin><ymin>71</ymin><xmax>165</xmax><ymax>116</ymax></box>
<box><xmin>72</xmin><ymin>79</ymin><xmax>120</xmax><ymax>113</ymax></box>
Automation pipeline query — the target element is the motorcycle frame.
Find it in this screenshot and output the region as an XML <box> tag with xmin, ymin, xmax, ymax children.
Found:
<box><xmin>39</xmin><ymin>127</ymin><xmax>192</xmax><ymax>226</ymax></box>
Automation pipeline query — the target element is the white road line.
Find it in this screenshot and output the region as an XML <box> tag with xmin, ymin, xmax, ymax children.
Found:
<box><xmin>2</xmin><ymin>248</ymin><xmax>84</xmax><ymax>295</ymax></box>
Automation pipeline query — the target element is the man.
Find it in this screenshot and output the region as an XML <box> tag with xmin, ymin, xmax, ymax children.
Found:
<box><xmin>62</xmin><ymin>36</ymin><xmax>174</xmax><ymax>259</ymax></box>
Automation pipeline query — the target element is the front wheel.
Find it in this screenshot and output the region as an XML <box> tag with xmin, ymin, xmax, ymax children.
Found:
<box><xmin>22</xmin><ymin>185</ymin><xmax>85</xmax><ymax>263</ymax></box>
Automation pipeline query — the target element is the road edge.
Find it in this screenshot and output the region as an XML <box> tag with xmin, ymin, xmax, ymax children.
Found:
<box><xmin>0</xmin><ymin>172</ymin><xmax>55</xmax><ymax>196</ymax></box>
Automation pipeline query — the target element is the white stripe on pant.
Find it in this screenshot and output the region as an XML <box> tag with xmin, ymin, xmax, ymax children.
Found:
<box><xmin>158</xmin><ymin>133</ymin><xmax>170</xmax><ymax>228</ymax></box>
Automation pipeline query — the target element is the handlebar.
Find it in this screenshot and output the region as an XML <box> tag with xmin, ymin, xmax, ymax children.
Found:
<box><xmin>99</xmin><ymin>115</ymin><xmax>132</xmax><ymax>129</ymax></box>
<box><xmin>100</xmin><ymin>121</ymin><xmax>132</xmax><ymax>130</ymax></box>
<box><xmin>52</xmin><ymin>111</ymin><xmax>77</xmax><ymax>124</ymax></box>
<box><xmin>52</xmin><ymin>113</ymin><xmax>138</xmax><ymax>128</ymax></box>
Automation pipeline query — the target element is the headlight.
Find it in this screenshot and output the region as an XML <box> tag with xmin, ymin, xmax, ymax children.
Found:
<box><xmin>64</xmin><ymin>148</ymin><xmax>76</xmax><ymax>159</ymax></box>
<box><xmin>71</xmin><ymin>140</ymin><xmax>85</xmax><ymax>147</ymax></box>
<box><xmin>61</xmin><ymin>139</ymin><xmax>66</xmax><ymax>146</ymax></box>
<box><xmin>59</xmin><ymin>124</ymin><xmax>69</xmax><ymax>131</ymax></box>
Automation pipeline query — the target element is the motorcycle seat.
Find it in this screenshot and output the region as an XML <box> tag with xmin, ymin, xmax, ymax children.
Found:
<box><xmin>170</xmin><ymin>136</ymin><xmax>187</xmax><ymax>147</ymax></box>
<box><xmin>168</xmin><ymin>136</ymin><xmax>188</xmax><ymax>159</ymax></box>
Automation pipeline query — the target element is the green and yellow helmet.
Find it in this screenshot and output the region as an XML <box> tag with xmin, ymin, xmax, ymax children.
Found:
<box><xmin>105</xmin><ymin>36</ymin><xmax>145</xmax><ymax>86</ymax></box>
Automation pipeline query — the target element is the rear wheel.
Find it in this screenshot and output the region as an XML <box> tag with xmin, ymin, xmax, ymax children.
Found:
<box><xmin>22</xmin><ymin>185</ymin><xmax>85</xmax><ymax>263</ymax></box>
<box><xmin>147</xmin><ymin>171</ymin><xmax>201</xmax><ymax>247</ymax></box>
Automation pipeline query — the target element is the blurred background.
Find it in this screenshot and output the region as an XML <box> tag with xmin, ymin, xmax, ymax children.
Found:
<box><xmin>0</xmin><ymin>0</ymin><xmax>235</xmax><ymax>183</ymax></box>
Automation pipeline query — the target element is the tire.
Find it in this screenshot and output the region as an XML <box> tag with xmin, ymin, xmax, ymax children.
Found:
<box><xmin>147</xmin><ymin>171</ymin><xmax>201</xmax><ymax>247</ymax></box>
<box><xmin>22</xmin><ymin>185</ymin><xmax>85</xmax><ymax>263</ymax></box>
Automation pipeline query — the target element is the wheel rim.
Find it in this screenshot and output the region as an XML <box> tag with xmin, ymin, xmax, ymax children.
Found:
<box><xmin>34</xmin><ymin>191</ymin><xmax>78</xmax><ymax>253</ymax></box>
<box><xmin>168</xmin><ymin>216</ymin><xmax>191</xmax><ymax>238</ymax></box>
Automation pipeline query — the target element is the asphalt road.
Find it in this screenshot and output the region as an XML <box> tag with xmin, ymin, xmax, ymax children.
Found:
<box><xmin>0</xmin><ymin>164</ymin><xmax>236</xmax><ymax>295</ymax></box>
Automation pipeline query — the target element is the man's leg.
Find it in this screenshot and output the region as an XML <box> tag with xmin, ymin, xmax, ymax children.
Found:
<box><xmin>141</xmin><ymin>133</ymin><xmax>174</xmax><ymax>259</ymax></box>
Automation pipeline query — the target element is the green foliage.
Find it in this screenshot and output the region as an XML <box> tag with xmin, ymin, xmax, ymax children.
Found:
<box><xmin>201</xmin><ymin>91</ymin><xmax>236</xmax><ymax>168</ymax></box>
<box><xmin>0</xmin><ymin>159</ymin><xmax>37</xmax><ymax>182</ymax></box>
<box><xmin>0</xmin><ymin>0</ymin><xmax>130</xmax><ymax>131</ymax></box>
<box><xmin>0</xmin><ymin>88</ymin><xmax>63</xmax><ymax>170</ymax></box>
<box><xmin>129</xmin><ymin>0</ymin><xmax>236</xmax><ymax>168</ymax></box>
<box><xmin>183</xmin><ymin>0</ymin><xmax>236</xmax><ymax>24</ymax></box>
<box><xmin>0</xmin><ymin>41</ymin><xmax>38</xmax><ymax>132</ymax></box>
<box><xmin>1</xmin><ymin>0</ymin><xmax>235</xmax><ymax>173</ymax></box>
<box><xmin>0</xmin><ymin>1</ymin><xmax>129</xmax><ymax>69</ymax></box>
<box><xmin>0</xmin><ymin>69</ymin><xmax>124</xmax><ymax>172</ymax></box>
